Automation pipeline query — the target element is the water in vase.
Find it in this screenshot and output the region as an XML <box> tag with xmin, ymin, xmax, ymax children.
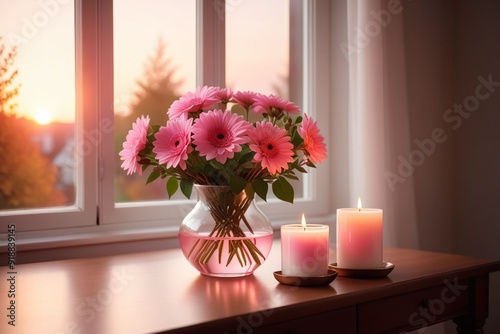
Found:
<box><xmin>178</xmin><ymin>231</ymin><xmax>274</xmax><ymax>277</ymax></box>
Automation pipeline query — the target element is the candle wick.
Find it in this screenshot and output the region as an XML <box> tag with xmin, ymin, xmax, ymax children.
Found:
<box><xmin>359</xmin><ymin>208</ymin><xmax>361</xmax><ymax>212</ymax></box>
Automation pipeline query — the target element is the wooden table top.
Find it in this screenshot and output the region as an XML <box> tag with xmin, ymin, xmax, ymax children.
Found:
<box><xmin>1</xmin><ymin>240</ymin><xmax>499</xmax><ymax>334</ymax></box>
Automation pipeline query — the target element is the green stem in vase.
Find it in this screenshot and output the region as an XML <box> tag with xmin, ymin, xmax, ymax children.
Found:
<box><xmin>187</xmin><ymin>187</ymin><xmax>267</xmax><ymax>267</ymax></box>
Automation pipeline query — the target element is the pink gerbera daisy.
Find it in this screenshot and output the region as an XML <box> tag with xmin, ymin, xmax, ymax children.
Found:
<box><xmin>299</xmin><ymin>114</ymin><xmax>328</xmax><ymax>163</ymax></box>
<box><xmin>192</xmin><ymin>109</ymin><xmax>250</xmax><ymax>164</ymax></box>
<box><xmin>119</xmin><ymin>115</ymin><xmax>150</xmax><ymax>175</ymax></box>
<box><xmin>216</xmin><ymin>87</ymin><xmax>233</xmax><ymax>104</ymax></box>
<box><xmin>233</xmin><ymin>91</ymin><xmax>258</xmax><ymax>109</ymax></box>
<box><xmin>252</xmin><ymin>94</ymin><xmax>300</xmax><ymax>114</ymax></box>
<box><xmin>167</xmin><ymin>86</ymin><xmax>220</xmax><ymax>119</ymax></box>
<box><xmin>248</xmin><ymin>121</ymin><xmax>294</xmax><ymax>175</ymax></box>
<box><xmin>153</xmin><ymin>117</ymin><xmax>193</xmax><ymax>170</ymax></box>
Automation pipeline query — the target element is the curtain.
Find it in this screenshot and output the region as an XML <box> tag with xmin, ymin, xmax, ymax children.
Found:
<box><xmin>341</xmin><ymin>0</ymin><xmax>445</xmax><ymax>332</ymax></box>
<box><xmin>335</xmin><ymin>1</ymin><xmax>499</xmax><ymax>332</ymax></box>
<box><xmin>342</xmin><ymin>1</ymin><xmax>437</xmax><ymax>332</ymax></box>
<box><xmin>344</xmin><ymin>0</ymin><xmax>419</xmax><ymax>249</ymax></box>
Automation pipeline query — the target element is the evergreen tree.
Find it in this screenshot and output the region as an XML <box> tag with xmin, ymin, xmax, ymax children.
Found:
<box><xmin>115</xmin><ymin>38</ymin><xmax>184</xmax><ymax>201</ymax></box>
<box><xmin>130</xmin><ymin>37</ymin><xmax>183</xmax><ymax>124</ymax></box>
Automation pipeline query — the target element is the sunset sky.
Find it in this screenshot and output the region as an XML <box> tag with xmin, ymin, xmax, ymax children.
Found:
<box><xmin>0</xmin><ymin>0</ymin><xmax>75</xmax><ymax>123</ymax></box>
<box><xmin>0</xmin><ymin>0</ymin><xmax>289</xmax><ymax>124</ymax></box>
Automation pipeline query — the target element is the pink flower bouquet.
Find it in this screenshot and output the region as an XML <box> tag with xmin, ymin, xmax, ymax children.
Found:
<box><xmin>119</xmin><ymin>85</ymin><xmax>327</xmax><ymax>203</ymax></box>
<box><xmin>120</xmin><ymin>86</ymin><xmax>327</xmax><ymax>272</ymax></box>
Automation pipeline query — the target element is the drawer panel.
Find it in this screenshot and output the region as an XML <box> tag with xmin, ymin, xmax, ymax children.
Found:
<box><xmin>358</xmin><ymin>279</ymin><xmax>470</xmax><ymax>334</ymax></box>
<box><xmin>253</xmin><ymin>306</ymin><xmax>356</xmax><ymax>334</ymax></box>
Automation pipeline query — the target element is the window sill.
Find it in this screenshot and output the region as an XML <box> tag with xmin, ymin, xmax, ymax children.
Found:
<box><xmin>1</xmin><ymin>213</ymin><xmax>336</xmax><ymax>264</ymax></box>
<box><xmin>0</xmin><ymin>222</ymin><xmax>180</xmax><ymax>264</ymax></box>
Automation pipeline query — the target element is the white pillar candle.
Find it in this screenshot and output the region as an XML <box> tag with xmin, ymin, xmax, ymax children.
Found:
<box><xmin>281</xmin><ymin>215</ymin><xmax>329</xmax><ymax>277</ymax></box>
<box><xmin>336</xmin><ymin>198</ymin><xmax>383</xmax><ymax>269</ymax></box>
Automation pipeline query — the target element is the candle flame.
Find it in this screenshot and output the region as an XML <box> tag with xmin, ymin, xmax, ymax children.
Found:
<box><xmin>357</xmin><ymin>197</ymin><xmax>362</xmax><ymax>211</ymax></box>
<box><xmin>301</xmin><ymin>214</ymin><xmax>307</xmax><ymax>230</ymax></box>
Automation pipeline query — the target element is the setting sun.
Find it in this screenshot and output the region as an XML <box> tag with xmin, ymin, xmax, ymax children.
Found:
<box><xmin>34</xmin><ymin>108</ymin><xmax>53</xmax><ymax>125</ymax></box>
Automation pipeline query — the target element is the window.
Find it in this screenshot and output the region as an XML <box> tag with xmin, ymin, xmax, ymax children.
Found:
<box><xmin>113</xmin><ymin>0</ymin><xmax>197</xmax><ymax>203</ymax></box>
<box><xmin>0</xmin><ymin>0</ymin><xmax>96</xmax><ymax>231</ymax></box>
<box><xmin>225</xmin><ymin>1</ymin><xmax>290</xmax><ymax>96</ymax></box>
<box><xmin>0</xmin><ymin>0</ymin><xmax>332</xmax><ymax>248</ymax></box>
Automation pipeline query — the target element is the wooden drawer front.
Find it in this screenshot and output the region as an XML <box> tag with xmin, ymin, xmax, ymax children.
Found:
<box><xmin>358</xmin><ymin>279</ymin><xmax>470</xmax><ymax>334</ymax></box>
<box><xmin>252</xmin><ymin>307</ymin><xmax>356</xmax><ymax>334</ymax></box>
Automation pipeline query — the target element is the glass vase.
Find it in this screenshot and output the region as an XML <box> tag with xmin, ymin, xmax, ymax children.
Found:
<box><xmin>178</xmin><ymin>185</ymin><xmax>274</xmax><ymax>277</ymax></box>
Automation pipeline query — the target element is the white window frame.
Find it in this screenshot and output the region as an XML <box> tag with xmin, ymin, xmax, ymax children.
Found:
<box><xmin>101</xmin><ymin>0</ymin><xmax>332</xmax><ymax>228</ymax></box>
<box><xmin>0</xmin><ymin>0</ymin><xmax>333</xmax><ymax>253</ymax></box>
<box><xmin>0</xmin><ymin>0</ymin><xmax>97</xmax><ymax>232</ymax></box>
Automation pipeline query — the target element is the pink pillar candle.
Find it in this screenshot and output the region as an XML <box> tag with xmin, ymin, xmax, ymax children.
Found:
<box><xmin>336</xmin><ymin>205</ymin><xmax>383</xmax><ymax>269</ymax></box>
<box><xmin>281</xmin><ymin>220</ymin><xmax>329</xmax><ymax>277</ymax></box>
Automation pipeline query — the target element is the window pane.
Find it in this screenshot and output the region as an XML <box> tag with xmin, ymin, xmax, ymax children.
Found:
<box><xmin>225</xmin><ymin>0</ymin><xmax>304</xmax><ymax>199</ymax></box>
<box><xmin>113</xmin><ymin>0</ymin><xmax>196</xmax><ymax>203</ymax></box>
<box><xmin>0</xmin><ymin>0</ymin><xmax>76</xmax><ymax>210</ymax></box>
<box><xmin>226</xmin><ymin>0</ymin><xmax>290</xmax><ymax>97</ymax></box>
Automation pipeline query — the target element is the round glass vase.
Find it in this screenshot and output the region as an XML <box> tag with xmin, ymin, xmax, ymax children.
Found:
<box><xmin>178</xmin><ymin>185</ymin><xmax>274</xmax><ymax>277</ymax></box>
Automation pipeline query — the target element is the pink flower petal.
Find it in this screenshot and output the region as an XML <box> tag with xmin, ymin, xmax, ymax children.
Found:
<box><xmin>167</xmin><ymin>86</ymin><xmax>220</xmax><ymax>119</ymax></box>
<box><xmin>248</xmin><ymin>121</ymin><xmax>294</xmax><ymax>175</ymax></box>
<box><xmin>153</xmin><ymin>117</ymin><xmax>193</xmax><ymax>170</ymax></box>
<box><xmin>252</xmin><ymin>94</ymin><xmax>300</xmax><ymax>114</ymax></box>
<box><xmin>299</xmin><ymin>114</ymin><xmax>327</xmax><ymax>163</ymax></box>
<box><xmin>192</xmin><ymin>109</ymin><xmax>250</xmax><ymax>164</ymax></box>
<box><xmin>119</xmin><ymin>115</ymin><xmax>150</xmax><ymax>175</ymax></box>
<box><xmin>233</xmin><ymin>91</ymin><xmax>258</xmax><ymax>109</ymax></box>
